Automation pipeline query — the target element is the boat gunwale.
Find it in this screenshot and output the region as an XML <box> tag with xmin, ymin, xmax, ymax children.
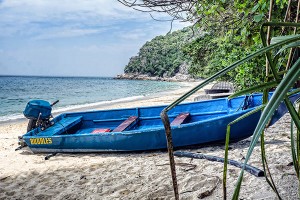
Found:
<box><xmin>23</xmin><ymin>106</ymin><xmax>256</xmax><ymax>139</ymax></box>
<box><xmin>61</xmin><ymin>93</ymin><xmax>251</xmax><ymax>117</ymax></box>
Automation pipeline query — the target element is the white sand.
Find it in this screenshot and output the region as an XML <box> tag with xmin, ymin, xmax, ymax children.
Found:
<box><xmin>0</xmin><ymin>82</ymin><xmax>298</xmax><ymax>199</ymax></box>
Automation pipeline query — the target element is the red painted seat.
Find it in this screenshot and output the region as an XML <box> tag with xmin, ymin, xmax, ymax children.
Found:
<box><xmin>92</xmin><ymin>129</ymin><xmax>111</xmax><ymax>133</ymax></box>
<box><xmin>112</xmin><ymin>116</ymin><xmax>138</xmax><ymax>132</ymax></box>
<box><xmin>171</xmin><ymin>113</ymin><xmax>190</xmax><ymax>126</ymax></box>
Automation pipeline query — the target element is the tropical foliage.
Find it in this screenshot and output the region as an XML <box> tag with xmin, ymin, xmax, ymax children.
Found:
<box><xmin>182</xmin><ymin>0</ymin><xmax>292</xmax><ymax>89</ymax></box>
<box><xmin>124</xmin><ymin>27</ymin><xmax>198</xmax><ymax>77</ymax></box>
<box><xmin>124</xmin><ymin>0</ymin><xmax>295</xmax><ymax>89</ymax></box>
<box><xmin>161</xmin><ymin>21</ymin><xmax>300</xmax><ymax>200</ymax></box>
<box><xmin>124</xmin><ymin>0</ymin><xmax>296</xmax><ymax>89</ymax></box>
<box><xmin>182</xmin><ymin>34</ymin><xmax>266</xmax><ymax>89</ymax></box>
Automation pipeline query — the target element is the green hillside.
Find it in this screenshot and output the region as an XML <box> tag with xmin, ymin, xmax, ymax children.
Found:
<box><xmin>124</xmin><ymin>27</ymin><xmax>199</xmax><ymax>77</ymax></box>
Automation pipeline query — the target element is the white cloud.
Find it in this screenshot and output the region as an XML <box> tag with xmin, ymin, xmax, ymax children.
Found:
<box><xmin>33</xmin><ymin>27</ymin><xmax>110</xmax><ymax>40</ymax></box>
<box><xmin>1</xmin><ymin>0</ymin><xmax>128</xmax><ymax>17</ymax></box>
<box><xmin>0</xmin><ymin>0</ymin><xmax>191</xmax><ymax>40</ymax></box>
<box><xmin>0</xmin><ymin>0</ymin><xmax>191</xmax><ymax>77</ymax></box>
<box><xmin>0</xmin><ymin>0</ymin><xmax>151</xmax><ymax>37</ymax></box>
<box><xmin>117</xmin><ymin>28</ymin><xmax>148</xmax><ymax>40</ymax></box>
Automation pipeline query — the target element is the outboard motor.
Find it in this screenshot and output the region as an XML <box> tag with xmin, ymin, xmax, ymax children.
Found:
<box><xmin>16</xmin><ymin>100</ymin><xmax>59</xmax><ymax>151</ymax></box>
<box><xmin>23</xmin><ymin>100</ymin><xmax>59</xmax><ymax>132</ymax></box>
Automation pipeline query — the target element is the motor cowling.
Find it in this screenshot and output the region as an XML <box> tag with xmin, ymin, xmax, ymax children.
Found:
<box><xmin>23</xmin><ymin>100</ymin><xmax>52</xmax><ymax>120</ymax></box>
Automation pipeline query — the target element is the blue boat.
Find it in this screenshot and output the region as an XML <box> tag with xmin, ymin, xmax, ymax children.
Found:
<box><xmin>20</xmin><ymin>92</ymin><xmax>300</xmax><ymax>153</ymax></box>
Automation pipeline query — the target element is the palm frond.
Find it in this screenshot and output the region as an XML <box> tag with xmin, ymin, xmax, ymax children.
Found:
<box><xmin>232</xmin><ymin>58</ymin><xmax>300</xmax><ymax>199</ymax></box>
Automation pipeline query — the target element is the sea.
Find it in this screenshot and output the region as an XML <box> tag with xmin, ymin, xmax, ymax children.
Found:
<box><xmin>0</xmin><ymin>76</ymin><xmax>182</xmax><ymax>123</ymax></box>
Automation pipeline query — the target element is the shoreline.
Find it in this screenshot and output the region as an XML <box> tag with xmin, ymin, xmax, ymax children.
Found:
<box><xmin>0</xmin><ymin>81</ymin><xmax>203</xmax><ymax>125</ymax></box>
<box><xmin>0</xmin><ymin>80</ymin><xmax>298</xmax><ymax>199</ymax></box>
<box><xmin>115</xmin><ymin>73</ymin><xmax>200</xmax><ymax>82</ymax></box>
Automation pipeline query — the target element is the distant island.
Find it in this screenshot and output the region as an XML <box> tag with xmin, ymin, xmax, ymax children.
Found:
<box><xmin>116</xmin><ymin>27</ymin><xmax>202</xmax><ymax>82</ymax></box>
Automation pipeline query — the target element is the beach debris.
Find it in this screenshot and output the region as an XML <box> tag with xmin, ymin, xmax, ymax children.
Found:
<box><xmin>197</xmin><ymin>177</ymin><xmax>220</xmax><ymax>199</ymax></box>
<box><xmin>180</xmin><ymin>175</ymin><xmax>220</xmax><ymax>199</ymax></box>
<box><xmin>45</xmin><ymin>153</ymin><xmax>57</xmax><ymax>160</ymax></box>
<box><xmin>15</xmin><ymin>136</ymin><xmax>27</xmax><ymax>151</ymax></box>
<box><xmin>176</xmin><ymin>162</ymin><xmax>197</xmax><ymax>171</ymax></box>
<box><xmin>174</xmin><ymin>151</ymin><xmax>264</xmax><ymax>177</ymax></box>
<box><xmin>156</xmin><ymin>162</ymin><xmax>197</xmax><ymax>171</ymax></box>
<box><xmin>0</xmin><ymin>176</ymin><xmax>10</xmax><ymax>181</ymax></box>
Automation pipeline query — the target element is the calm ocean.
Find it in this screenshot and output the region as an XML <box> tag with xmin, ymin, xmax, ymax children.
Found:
<box><xmin>0</xmin><ymin>76</ymin><xmax>181</xmax><ymax>122</ymax></box>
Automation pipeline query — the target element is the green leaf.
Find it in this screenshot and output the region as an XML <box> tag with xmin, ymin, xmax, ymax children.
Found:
<box><xmin>261</xmin><ymin>2</ymin><xmax>267</xmax><ymax>10</ymax></box>
<box><xmin>271</xmin><ymin>35</ymin><xmax>300</xmax><ymax>44</ymax></box>
<box><xmin>288</xmin><ymin>88</ymin><xmax>300</xmax><ymax>96</ymax></box>
<box><xmin>254</xmin><ymin>14</ymin><xmax>264</xmax><ymax>22</ymax></box>
<box><xmin>291</xmin><ymin>116</ymin><xmax>300</xmax><ymax>178</ymax></box>
<box><xmin>273</xmin><ymin>41</ymin><xmax>300</xmax><ymax>64</ymax></box>
<box><xmin>251</xmin><ymin>4</ymin><xmax>260</xmax><ymax>13</ymax></box>
<box><xmin>232</xmin><ymin>59</ymin><xmax>300</xmax><ymax>199</ymax></box>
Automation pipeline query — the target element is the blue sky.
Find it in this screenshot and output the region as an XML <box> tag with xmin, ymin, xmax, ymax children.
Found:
<box><xmin>0</xmin><ymin>0</ymin><xmax>189</xmax><ymax>77</ymax></box>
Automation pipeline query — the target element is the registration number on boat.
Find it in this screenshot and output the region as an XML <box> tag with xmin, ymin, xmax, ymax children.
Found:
<box><xmin>30</xmin><ymin>138</ymin><xmax>52</xmax><ymax>145</ymax></box>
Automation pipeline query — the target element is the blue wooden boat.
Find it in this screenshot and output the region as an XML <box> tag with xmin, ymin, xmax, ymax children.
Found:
<box><xmin>20</xmin><ymin>92</ymin><xmax>300</xmax><ymax>153</ymax></box>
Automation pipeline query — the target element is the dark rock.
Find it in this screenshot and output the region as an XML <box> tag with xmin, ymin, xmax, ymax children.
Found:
<box><xmin>115</xmin><ymin>73</ymin><xmax>199</xmax><ymax>82</ymax></box>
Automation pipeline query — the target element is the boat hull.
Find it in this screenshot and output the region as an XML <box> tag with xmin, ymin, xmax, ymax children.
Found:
<box><xmin>22</xmin><ymin>92</ymin><xmax>300</xmax><ymax>153</ymax></box>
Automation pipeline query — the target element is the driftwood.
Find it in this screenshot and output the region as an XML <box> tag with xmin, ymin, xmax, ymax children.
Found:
<box><xmin>174</xmin><ymin>151</ymin><xmax>264</xmax><ymax>177</ymax></box>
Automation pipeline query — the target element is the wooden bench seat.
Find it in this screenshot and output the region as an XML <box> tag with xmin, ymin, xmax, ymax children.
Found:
<box><xmin>112</xmin><ymin>116</ymin><xmax>138</xmax><ymax>132</ymax></box>
<box><xmin>171</xmin><ymin>113</ymin><xmax>190</xmax><ymax>126</ymax></box>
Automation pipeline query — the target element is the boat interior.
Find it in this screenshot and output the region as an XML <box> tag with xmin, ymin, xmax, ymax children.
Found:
<box><xmin>25</xmin><ymin>94</ymin><xmax>262</xmax><ymax>137</ymax></box>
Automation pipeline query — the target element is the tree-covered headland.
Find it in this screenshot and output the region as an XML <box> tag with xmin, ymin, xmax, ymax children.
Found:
<box><xmin>124</xmin><ymin>27</ymin><xmax>198</xmax><ymax>78</ymax></box>
<box><xmin>121</xmin><ymin>0</ymin><xmax>299</xmax><ymax>90</ymax></box>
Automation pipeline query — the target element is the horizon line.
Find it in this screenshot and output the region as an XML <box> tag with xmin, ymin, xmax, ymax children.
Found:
<box><xmin>0</xmin><ymin>74</ymin><xmax>115</xmax><ymax>78</ymax></box>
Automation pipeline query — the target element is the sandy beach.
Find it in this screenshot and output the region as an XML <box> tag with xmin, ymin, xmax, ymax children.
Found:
<box><xmin>0</xmin><ymin>82</ymin><xmax>298</xmax><ymax>200</ymax></box>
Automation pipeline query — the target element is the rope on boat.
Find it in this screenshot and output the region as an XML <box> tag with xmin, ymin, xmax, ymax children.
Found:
<box><xmin>174</xmin><ymin>151</ymin><xmax>264</xmax><ymax>177</ymax></box>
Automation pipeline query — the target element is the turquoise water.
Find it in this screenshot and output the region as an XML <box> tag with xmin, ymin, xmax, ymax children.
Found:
<box><xmin>0</xmin><ymin>76</ymin><xmax>181</xmax><ymax>122</ymax></box>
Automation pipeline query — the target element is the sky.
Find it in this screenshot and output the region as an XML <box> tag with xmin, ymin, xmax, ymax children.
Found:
<box><xmin>0</xmin><ymin>0</ymin><xmax>190</xmax><ymax>77</ymax></box>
